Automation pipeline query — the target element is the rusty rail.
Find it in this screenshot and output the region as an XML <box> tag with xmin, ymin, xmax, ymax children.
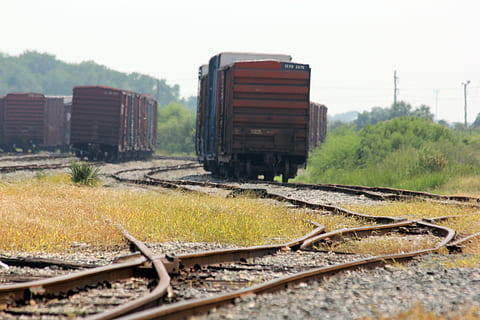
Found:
<box><xmin>87</xmin><ymin>227</ymin><xmax>174</xmax><ymax>320</ymax></box>
<box><xmin>0</xmin><ymin>256</ymin><xmax>147</xmax><ymax>309</ymax></box>
<box><xmin>113</xmin><ymin>220</ymin><xmax>456</xmax><ymax>320</ymax></box>
<box><xmin>0</xmin><ymin>162</ymin><xmax>471</xmax><ymax>318</ymax></box>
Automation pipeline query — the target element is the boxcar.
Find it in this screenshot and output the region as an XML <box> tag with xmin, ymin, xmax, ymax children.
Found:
<box><xmin>309</xmin><ymin>102</ymin><xmax>328</xmax><ymax>151</ymax></box>
<box><xmin>196</xmin><ymin>52</ymin><xmax>311</xmax><ymax>182</ymax></box>
<box><xmin>70</xmin><ymin>85</ymin><xmax>157</xmax><ymax>162</ymax></box>
<box><xmin>1</xmin><ymin>93</ymin><xmax>45</xmax><ymax>151</ymax></box>
<box><xmin>0</xmin><ymin>95</ymin><xmax>4</xmax><ymax>148</ymax></box>
<box><xmin>0</xmin><ymin>93</ymin><xmax>72</xmax><ymax>152</ymax></box>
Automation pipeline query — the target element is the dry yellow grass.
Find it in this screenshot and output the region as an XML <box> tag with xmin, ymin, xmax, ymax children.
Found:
<box><xmin>0</xmin><ymin>174</ymin><xmax>319</xmax><ymax>252</ymax></box>
<box><xmin>344</xmin><ymin>201</ymin><xmax>480</xmax><ymax>263</ymax></box>
<box><xmin>2</xmin><ymin>174</ymin><xmax>479</xmax><ymax>261</ymax></box>
<box><xmin>314</xmin><ymin>234</ymin><xmax>440</xmax><ymax>255</ymax></box>
<box><xmin>345</xmin><ymin>201</ymin><xmax>479</xmax><ymax>227</ymax></box>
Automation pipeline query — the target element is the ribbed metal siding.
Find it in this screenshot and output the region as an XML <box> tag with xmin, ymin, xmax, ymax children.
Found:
<box><xmin>4</xmin><ymin>93</ymin><xmax>46</xmax><ymax>147</ymax></box>
<box><xmin>220</xmin><ymin>60</ymin><xmax>311</xmax><ymax>157</ymax></box>
<box><xmin>71</xmin><ymin>86</ymin><xmax>123</xmax><ymax>148</ymax></box>
<box><xmin>71</xmin><ymin>86</ymin><xmax>157</xmax><ymax>155</ymax></box>
<box><xmin>0</xmin><ymin>96</ymin><xmax>4</xmax><ymax>146</ymax></box>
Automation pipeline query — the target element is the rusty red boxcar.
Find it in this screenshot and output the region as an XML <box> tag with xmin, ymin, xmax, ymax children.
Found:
<box><xmin>70</xmin><ymin>85</ymin><xmax>157</xmax><ymax>162</ymax></box>
<box><xmin>2</xmin><ymin>93</ymin><xmax>45</xmax><ymax>151</ymax></box>
<box><xmin>0</xmin><ymin>93</ymin><xmax>71</xmax><ymax>152</ymax></box>
<box><xmin>0</xmin><ymin>95</ymin><xmax>4</xmax><ymax>147</ymax></box>
<box><xmin>196</xmin><ymin>52</ymin><xmax>311</xmax><ymax>182</ymax></box>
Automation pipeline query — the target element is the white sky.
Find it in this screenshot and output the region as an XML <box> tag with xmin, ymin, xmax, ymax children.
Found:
<box><xmin>2</xmin><ymin>0</ymin><xmax>479</xmax><ymax>123</ymax></box>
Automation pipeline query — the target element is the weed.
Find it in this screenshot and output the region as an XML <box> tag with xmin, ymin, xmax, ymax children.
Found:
<box><xmin>69</xmin><ymin>161</ymin><xmax>100</xmax><ymax>186</ymax></box>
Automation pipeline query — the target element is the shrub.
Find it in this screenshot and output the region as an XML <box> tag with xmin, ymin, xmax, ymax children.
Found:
<box><xmin>300</xmin><ymin>117</ymin><xmax>480</xmax><ymax>191</ymax></box>
<box><xmin>70</xmin><ymin>161</ymin><xmax>100</xmax><ymax>186</ymax></box>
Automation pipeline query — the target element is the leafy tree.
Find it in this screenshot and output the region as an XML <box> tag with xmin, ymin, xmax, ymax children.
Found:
<box><xmin>354</xmin><ymin>101</ymin><xmax>434</xmax><ymax>129</ymax></box>
<box><xmin>156</xmin><ymin>103</ymin><xmax>195</xmax><ymax>155</ymax></box>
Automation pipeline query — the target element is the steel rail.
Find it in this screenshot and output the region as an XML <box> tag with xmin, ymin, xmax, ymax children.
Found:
<box><xmin>0</xmin><ymin>163</ymin><xmax>70</xmax><ymax>173</ymax></box>
<box><xmin>447</xmin><ymin>231</ymin><xmax>480</xmax><ymax>253</ymax></box>
<box><xmin>114</xmin><ymin>221</ymin><xmax>455</xmax><ymax>320</ymax></box>
<box><xmin>300</xmin><ymin>220</ymin><xmax>454</xmax><ymax>250</ymax></box>
<box><xmin>282</xmin><ymin>181</ymin><xmax>480</xmax><ymax>203</ymax></box>
<box><xmin>138</xmin><ymin>172</ymin><xmax>402</xmax><ymax>224</ymax></box>
<box><xmin>0</xmin><ymin>225</ymin><xmax>176</xmax><ymax>318</ymax></box>
<box><xmin>88</xmin><ymin>219</ymin><xmax>326</xmax><ymax>319</ymax></box>
<box><xmin>114</xmin><ymin>162</ymin><xmax>201</xmax><ymax>176</ymax></box>
<box><xmin>170</xmin><ymin>224</ymin><xmax>326</xmax><ymax>270</ymax></box>
<box><xmin>87</xmin><ymin>228</ymin><xmax>173</xmax><ymax>320</ymax></box>
<box><xmin>0</xmin><ymin>256</ymin><xmax>147</xmax><ymax>309</ymax></box>
<box><xmin>116</xmin><ymin>163</ymin><xmax>479</xmax><ymax>206</ymax></box>
<box><xmin>0</xmin><ymin>153</ymin><xmax>73</xmax><ymax>162</ymax></box>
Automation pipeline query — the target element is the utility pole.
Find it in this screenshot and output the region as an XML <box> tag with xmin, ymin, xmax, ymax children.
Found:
<box><xmin>434</xmin><ymin>89</ymin><xmax>439</xmax><ymax>122</ymax></box>
<box><xmin>462</xmin><ymin>80</ymin><xmax>470</xmax><ymax>127</ymax></box>
<box><xmin>393</xmin><ymin>70</ymin><xmax>399</xmax><ymax>107</ymax></box>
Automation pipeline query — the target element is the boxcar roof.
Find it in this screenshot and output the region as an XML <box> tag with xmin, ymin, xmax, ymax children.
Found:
<box><xmin>215</xmin><ymin>52</ymin><xmax>292</xmax><ymax>67</ymax></box>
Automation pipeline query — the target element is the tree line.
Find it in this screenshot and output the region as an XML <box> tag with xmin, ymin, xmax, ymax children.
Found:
<box><xmin>330</xmin><ymin>100</ymin><xmax>480</xmax><ymax>131</ymax></box>
<box><xmin>0</xmin><ymin>51</ymin><xmax>197</xmax><ymax>108</ymax></box>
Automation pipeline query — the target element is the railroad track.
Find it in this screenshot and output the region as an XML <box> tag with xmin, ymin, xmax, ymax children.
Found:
<box><xmin>3</xmin><ymin>218</ymin><xmax>474</xmax><ymax>319</ymax></box>
<box><xmin>1</xmin><ymin>156</ymin><xmax>479</xmax><ymax>318</ymax></box>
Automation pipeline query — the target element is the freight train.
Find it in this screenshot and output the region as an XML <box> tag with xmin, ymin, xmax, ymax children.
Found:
<box><xmin>0</xmin><ymin>56</ymin><xmax>326</xmax><ymax>173</ymax></box>
<box><xmin>196</xmin><ymin>52</ymin><xmax>327</xmax><ymax>182</ymax></box>
<box><xmin>0</xmin><ymin>86</ymin><xmax>158</xmax><ymax>162</ymax></box>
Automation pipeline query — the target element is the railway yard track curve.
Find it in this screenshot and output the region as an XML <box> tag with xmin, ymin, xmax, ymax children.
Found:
<box><xmin>0</xmin><ymin>154</ymin><xmax>479</xmax><ymax>319</ymax></box>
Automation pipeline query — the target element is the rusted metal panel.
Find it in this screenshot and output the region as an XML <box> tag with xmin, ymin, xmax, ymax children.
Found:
<box><xmin>71</xmin><ymin>85</ymin><xmax>157</xmax><ymax>160</ymax></box>
<box><xmin>201</xmin><ymin>53</ymin><xmax>292</xmax><ymax>162</ymax></box>
<box><xmin>309</xmin><ymin>102</ymin><xmax>328</xmax><ymax>151</ymax></box>
<box><xmin>71</xmin><ymin>86</ymin><xmax>125</xmax><ymax>149</ymax></box>
<box><xmin>3</xmin><ymin>93</ymin><xmax>46</xmax><ymax>149</ymax></box>
<box><xmin>220</xmin><ymin>60</ymin><xmax>311</xmax><ymax>156</ymax></box>
<box><xmin>0</xmin><ymin>95</ymin><xmax>4</xmax><ymax>146</ymax></box>
<box><xmin>44</xmin><ymin>97</ymin><xmax>68</xmax><ymax>148</ymax></box>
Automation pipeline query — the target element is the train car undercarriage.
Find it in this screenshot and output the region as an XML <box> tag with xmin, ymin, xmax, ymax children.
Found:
<box><xmin>205</xmin><ymin>153</ymin><xmax>305</xmax><ymax>183</ymax></box>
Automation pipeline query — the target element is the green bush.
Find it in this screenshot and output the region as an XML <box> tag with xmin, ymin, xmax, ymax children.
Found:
<box><xmin>70</xmin><ymin>162</ymin><xmax>100</xmax><ymax>186</ymax></box>
<box><xmin>299</xmin><ymin>117</ymin><xmax>480</xmax><ymax>191</ymax></box>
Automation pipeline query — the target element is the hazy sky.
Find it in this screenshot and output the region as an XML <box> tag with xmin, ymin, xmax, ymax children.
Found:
<box><xmin>2</xmin><ymin>0</ymin><xmax>479</xmax><ymax>123</ymax></box>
